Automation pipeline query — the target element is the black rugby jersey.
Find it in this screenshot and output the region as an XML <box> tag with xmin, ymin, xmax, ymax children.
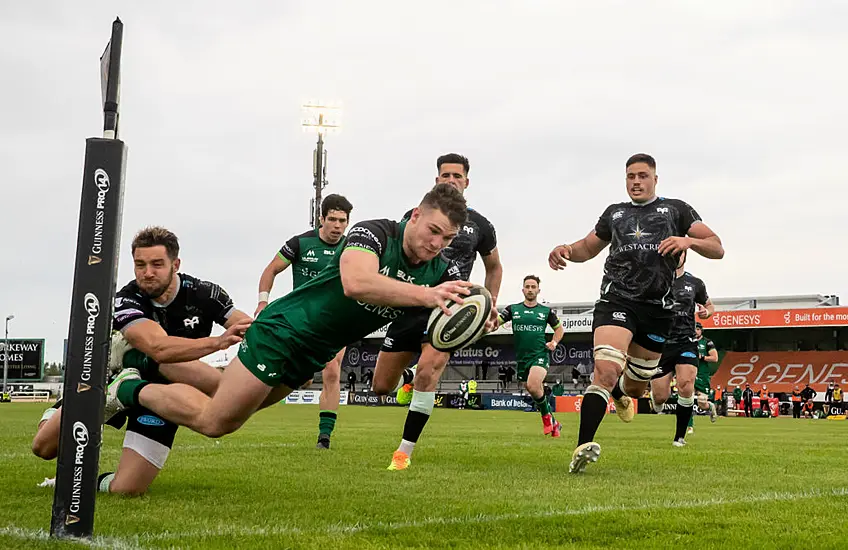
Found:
<box><xmin>594</xmin><ymin>197</ymin><xmax>701</xmax><ymax>308</ymax></box>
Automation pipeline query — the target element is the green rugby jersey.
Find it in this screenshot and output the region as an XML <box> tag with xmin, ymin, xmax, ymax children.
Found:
<box><xmin>259</xmin><ymin>219</ymin><xmax>460</xmax><ymax>357</ymax></box>
<box><xmin>279</xmin><ymin>229</ymin><xmax>346</xmax><ymax>289</ymax></box>
<box><xmin>499</xmin><ymin>302</ymin><xmax>561</xmax><ymax>365</ymax></box>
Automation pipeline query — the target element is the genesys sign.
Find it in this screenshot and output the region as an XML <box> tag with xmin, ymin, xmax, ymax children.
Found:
<box><xmin>712</xmin><ymin>352</ymin><xmax>848</xmax><ymax>392</ymax></box>
<box><xmin>703</xmin><ymin>308</ymin><xmax>848</xmax><ymax>330</ymax></box>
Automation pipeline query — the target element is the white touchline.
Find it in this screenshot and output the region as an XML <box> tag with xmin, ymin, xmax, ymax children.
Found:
<box><xmin>4</xmin><ymin>486</ymin><xmax>845</xmax><ymax>547</ymax></box>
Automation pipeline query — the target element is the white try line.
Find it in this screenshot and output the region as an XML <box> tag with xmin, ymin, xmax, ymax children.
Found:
<box><xmin>1</xmin><ymin>441</ymin><xmax>295</xmax><ymax>461</ymax></box>
<box><xmin>5</xmin><ymin>486</ymin><xmax>846</xmax><ymax>548</ymax></box>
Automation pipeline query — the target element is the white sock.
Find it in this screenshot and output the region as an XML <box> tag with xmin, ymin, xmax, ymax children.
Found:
<box><xmin>650</xmin><ymin>389</ymin><xmax>664</xmax><ymax>413</ymax></box>
<box><xmin>397</xmin><ymin>439</ymin><xmax>415</xmax><ymax>456</ymax></box>
<box><xmin>98</xmin><ymin>473</ymin><xmax>115</xmax><ymax>493</ymax></box>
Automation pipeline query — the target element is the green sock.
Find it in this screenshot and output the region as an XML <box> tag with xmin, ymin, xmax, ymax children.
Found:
<box><xmin>122</xmin><ymin>349</ymin><xmax>160</xmax><ymax>379</ymax></box>
<box><xmin>533</xmin><ymin>394</ymin><xmax>551</xmax><ymax>416</ymax></box>
<box><xmin>688</xmin><ymin>410</ymin><xmax>695</xmax><ymax>428</ymax></box>
<box><xmin>318</xmin><ymin>411</ymin><xmax>337</xmax><ymax>437</ymax></box>
<box><xmin>116</xmin><ymin>379</ymin><xmax>149</xmax><ymax>407</ymax></box>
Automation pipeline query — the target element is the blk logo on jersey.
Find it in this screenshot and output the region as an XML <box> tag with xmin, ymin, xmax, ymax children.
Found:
<box><xmin>184</xmin><ymin>316</ymin><xmax>200</xmax><ymax>328</ymax></box>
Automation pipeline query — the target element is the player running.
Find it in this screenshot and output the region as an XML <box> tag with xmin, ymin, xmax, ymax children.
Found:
<box><xmin>548</xmin><ymin>153</ymin><xmax>724</xmax><ymax>473</ymax></box>
<box><xmin>370</xmin><ymin>154</ymin><xmax>502</xmax><ymax>471</ymax></box>
<box><xmin>104</xmin><ymin>185</ymin><xmax>493</xmax><ymax>448</ymax></box>
<box><xmin>255</xmin><ymin>194</ymin><xmax>353</xmax><ymax>449</ymax></box>
<box><xmin>688</xmin><ymin>322</ymin><xmax>719</xmax><ymax>431</ymax></box>
<box><xmin>33</xmin><ymin>226</ymin><xmax>250</xmax><ymax>495</ymax></box>
<box><xmin>647</xmin><ymin>251</ymin><xmax>715</xmax><ymax>446</ymax></box>
<box><xmin>497</xmin><ymin>275</ymin><xmax>565</xmax><ymax>437</ymax></box>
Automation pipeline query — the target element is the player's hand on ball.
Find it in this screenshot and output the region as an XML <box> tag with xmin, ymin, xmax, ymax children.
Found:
<box><xmin>217</xmin><ymin>318</ymin><xmax>252</xmax><ymax>349</ymax></box>
<box><xmin>427</xmin><ymin>281</ymin><xmax>473</xmax><ymax>314</ymax></box>
<box><xmin>658</xmin><ymin>236</ymin><xmax>692</xmax><ymax>256</ymax></box>
<box><xmin>696</xmin><ymin>303</ymin><xmax>711</xmax><ymax>319</ymax></box>
<box><xmin>548</xmin><ymin>244</ymin><xmax>572</xmax><ymax>270</ymax></box>
<box><xmin>254</xmin><ymin>302</ymin><xmax>268</xmax><ymax>318</ymax></box>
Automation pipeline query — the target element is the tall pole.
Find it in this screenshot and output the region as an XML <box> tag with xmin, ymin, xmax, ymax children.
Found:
<box><xmin>2</xmin><ymin>315</ymin><xmax>12</xmax><ymax>395</ymax></box>
<box><xmin>313</xmin><ymin>131</ymin><xmax>324</xmax><ymax>229</ymax></box>
<box><xmin>302</xmin><ymin>101</ymin><xmax>340</xmax><ymax>229</ymax></box>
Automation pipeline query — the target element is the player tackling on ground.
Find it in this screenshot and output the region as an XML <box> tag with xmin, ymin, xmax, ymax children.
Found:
<box><xmin>648</xmin><ymin>250</ymin><xmax>716</xmax><ymax>446</ymax></box>
<box><xmin>104</xmin><ymin>185</ymin><xmax>494</xmax><ymax>447</ymax></box>
<box><xmin>548</xmin><ymin>153</ymin><xmax>724</xmax><ymax>473</ymax></box>
<box><xmin>370</xmin><ymin>154</ymin><xmax>502</xmax><ymax>471</ymax></box>
<box><xmin>33</xmin><ymin>227</ymin><xmax>250</xmax><ymax>495</ymax></box>
<box><xmin>497</xmin><ymin>275</ymin><xmax>565</xmax><ymax>437</ymax></box>
<box><xmin>255</xmin><ymin>194</ymin><xmax>353</xmax><ymax>449</ymax></box>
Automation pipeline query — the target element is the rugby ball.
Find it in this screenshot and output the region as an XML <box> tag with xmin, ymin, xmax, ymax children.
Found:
<box><xmin>427</xmin><ymin>285</ymin><xmax>492</xmax><ymax>352</ymax></box>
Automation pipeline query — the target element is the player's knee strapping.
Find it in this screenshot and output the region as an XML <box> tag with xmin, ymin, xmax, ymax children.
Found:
<box><xmin>624</xmin><ymin>356</ymin><xmax>660</xmax><ymax>382</ymax></box>
<box><xmin>409</xmin><ymin>390</ymin><xmax>435</xmax><ymax>416</ymax></box>
<box><xmin>585</xmin><ymin>384</ymin><xmax>611</xmax><ymax>402</ymax></box>
<box><xmin>593</xmin><ymin>345</ymin><xmax>626</xmax><ymax>369</ymax></box>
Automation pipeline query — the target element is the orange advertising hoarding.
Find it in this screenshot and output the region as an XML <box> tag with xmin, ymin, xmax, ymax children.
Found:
<box><xmin>703</xmin><ymin>308</ymin><xmax>848</xmax><ymax>330</ymax></box>
<box><xmin>712</xmin><ymin>352</ymin><xmax>848</xmax><ymax>392</ymax></box>
<box><xmin>555</xmin><ymin>395</ymin><xmax>626</xmax><ymax>414</ymax></box>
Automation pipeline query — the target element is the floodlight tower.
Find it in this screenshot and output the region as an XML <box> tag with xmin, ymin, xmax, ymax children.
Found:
<box><xmin>301</xmin><ymin>100</ymin><xmax>342</xmax><ymax>228</ymax></box>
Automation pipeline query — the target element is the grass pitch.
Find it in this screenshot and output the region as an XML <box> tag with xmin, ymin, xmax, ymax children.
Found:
<box><xmin>1</xmin><ymin>403</ymin><xmax>845</xmax><ymax>549</ymax></box>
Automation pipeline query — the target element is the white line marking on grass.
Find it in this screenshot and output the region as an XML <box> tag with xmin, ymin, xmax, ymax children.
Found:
<box><xmin>5</xmin><ymin>487</ymin><xmax>847</xmax><ymax>547</ymax></box>
<box><xmin>0</xmin><ymin>526</ymin><xmax>144</xmax><ymax>549</ymax></box>
<box><xmin>2</xmin><ymin>442</ymin><xmax>295</xmax><ymax>461</ymax></box>
<box><xmin>131</xmin><ymin>486</ymin><xmax>848</xmax><ymax>542</ymax></box>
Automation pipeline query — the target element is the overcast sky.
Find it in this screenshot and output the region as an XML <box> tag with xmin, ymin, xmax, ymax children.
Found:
<box><xmin>2</xmin><ymin>1</ymin><xmax>847</xmax><ymax>363</ymax></box>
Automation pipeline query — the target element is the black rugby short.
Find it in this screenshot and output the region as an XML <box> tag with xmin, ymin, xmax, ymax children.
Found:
<box><xmin>592</xmin><ymin>294</ymin><xmax>674</xmax><ymax>353</ymax></box>
<box><xmin>652</xmin><ymin>340</ymin><xmax>699</xmax><ymax>379</ymax></box>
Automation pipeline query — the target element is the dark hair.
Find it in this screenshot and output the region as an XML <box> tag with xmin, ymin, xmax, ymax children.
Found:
<box><xmin>321</xmin><ymin>194</ymin><xmax>353</xmax><ymax>218</ymax></box>
<box><xmin>420</xmin><ymin>183</ymin><xmax>467</xmax><ymax>227</ymax></box>
<box><xmin>132</xmin><ymin>226</ymin><xmax>179</xmax><ymax>260</ymax></box>
<box><xmin>626</xmin><ymin>153</ymin><xmax>656</xmax><ymax>169</ymax></box>
<box><xmin>523</xmin><ymin>275</ymin><xmax>541</xmax><ymax>285</ymax></box>
<box><xmin>695</xmin><ymin>323</ymin><xmax>703</xmax><ymax>329</ymax></box>
<box><xmin>437</xmin><ymin>153</ymin><xmax>470</xmax><ymax>176</ymax></box>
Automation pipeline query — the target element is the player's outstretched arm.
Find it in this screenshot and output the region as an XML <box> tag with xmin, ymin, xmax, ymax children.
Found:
<box><xmin>256</xmin><ymin>255</ymin><xmax>291</xmax><ymax>316</ymax></box>
<box><xmin>123</xmin><ymin>319</ymin><xmax>245</xmax><ymax>364</ymax></box>
<box><xmin>340</xmin><ymin>249</ymin><xmax>471</xmax><ymax>313</ymax></box>
<box><xmin>549</xmin><ymin>230</ymin><xmax>609</xmax><ymax>270</ymax></box>
<box><xmin>225</xmin><ymin>309</ymin><xmax>253</xmax><ymax>328</ymax></box>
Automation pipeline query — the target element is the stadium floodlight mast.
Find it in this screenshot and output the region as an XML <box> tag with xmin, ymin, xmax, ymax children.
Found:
<box><xmin>301</xmin><ymin>100</ymin><xmax>342</xmax><ymax>228</ymax></box>
<box><xmin>1</xmin><ymin>314</ymin><xmax>14</xmax><ymax>399</ymax></box>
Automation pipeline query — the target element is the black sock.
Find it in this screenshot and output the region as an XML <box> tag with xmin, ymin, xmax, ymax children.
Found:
<box><xmin>610</xmin><ymin>377</ymin><xmax>625</xmax><ymax>400</ymax></box>
<box><xmin>401</xmin><ymin>410</ymin><xmax>430</xmax><ymax>443</ymax></box>
<box><xmin>578</xmin><ymin>390</ymin><xmax>610</xmax><ymax>445</ymax></box>
<box><xmin>402</xmin><ymin>368</ymin><xmax>415</xmax><ymax>386</ymax></box>
<box><xmin>675</xmin><ymin>404</ymin><xmax>694</xmax><ymax>440</ymax></box>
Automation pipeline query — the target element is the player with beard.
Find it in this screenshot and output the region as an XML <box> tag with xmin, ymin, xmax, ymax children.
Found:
<box><xmin>497</xmin><ymin>275</ymin><xmax>565</xmax><ymax>437</ymax></box>
<box><xmin>104</xmin><ymin>186</ymin><xmax>493</xmax><ymax>451</ymax></box>
<box><xmin>548</xmin><ymin>153</ymin><xmax>724</xmax><ymax>473</ymax></box>
<box><xmin>647</xmin><ymin>250</ymin><xmax>715</xmax><ymax>446</ymax></box>
<box><xmin>370</xmin><ymin>154</ymin><xmax>502</xmax><ymax>471</ymax></box>
<box><xmin>32</xmin><ymin>226</ymin><xmax>251</xmax><ymax>495</ymax></box>
<box><xmin>254</xmin><ymin>194</ymin><xmax>354</xmax><ymax>449</ymax></box>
